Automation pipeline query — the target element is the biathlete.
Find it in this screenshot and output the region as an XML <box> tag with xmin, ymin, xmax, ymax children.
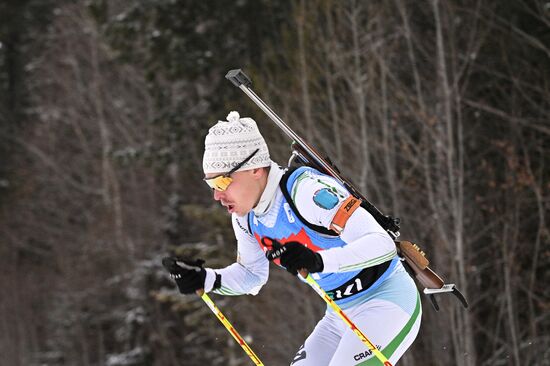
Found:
<box><xmin>164</xmin><ymin>111</ymin><xmax>422</xmax><ymax>365</ymax></box>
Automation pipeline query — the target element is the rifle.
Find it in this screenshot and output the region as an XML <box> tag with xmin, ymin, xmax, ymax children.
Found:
<box><xmin>226</xmin><ymin>69</ymin><xmax>468</xmax><ymax>311</ymax></box>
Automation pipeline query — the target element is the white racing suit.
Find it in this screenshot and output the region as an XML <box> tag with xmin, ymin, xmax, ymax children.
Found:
<box><xmin>203</xmin><ymin>162</ymin><xmax>421</xmax><ymax>365</ymax></box>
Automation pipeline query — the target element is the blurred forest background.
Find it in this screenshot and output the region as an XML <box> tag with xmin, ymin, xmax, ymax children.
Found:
<box><xmin>1</xmin><ymin>0</ymin><xmax>549</xmax><ymax>365</ymax></box>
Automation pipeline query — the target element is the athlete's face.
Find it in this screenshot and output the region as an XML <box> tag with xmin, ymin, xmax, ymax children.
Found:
<box><xmin>205</xmin><ymin>168</ymin><xmax>268</xmax><ymax>216</ymax></box>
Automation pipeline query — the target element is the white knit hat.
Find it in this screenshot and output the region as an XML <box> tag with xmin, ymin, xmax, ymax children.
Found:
<box><xmin>203</xmin><ymin>111</ymin><xmax>271</xmax><ymax>174</ymax></box>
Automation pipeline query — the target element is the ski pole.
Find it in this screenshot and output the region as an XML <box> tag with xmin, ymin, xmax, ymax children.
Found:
<box><xmin>263</xmin><ymin>242</ymin><xmax>392</xmax><ymax>366</ymax></box>
<box><xmin>197</xmin><ymin>289</ymin><xmax>265</xmax><ymax>366</ymax></box>
<box><xmin>299</xmin><ymin>270</ymin><xmax>393</xmax><ymax>366</ymax></box>
<box><xmin>162</xmin><ymin>258</ymin><xmax>263</xmax><ymax>364</ymax></box>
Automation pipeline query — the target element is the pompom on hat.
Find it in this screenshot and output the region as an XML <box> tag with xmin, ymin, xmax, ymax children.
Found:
<box><xmin>203</xmin><ymin>111</ymin><xmax>271</xmax><ymax>174</ymax></box>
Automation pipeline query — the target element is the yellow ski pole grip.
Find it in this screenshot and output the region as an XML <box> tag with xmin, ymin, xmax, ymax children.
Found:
<box><xmin>196</xmin><ymin>289</ymin><xmax>265</xmax><ymax>366</ymax></box>
<box><xmin>298</xmin><ymin>270</ymin><xmax>393</xmax><ymax>366</ymax></box>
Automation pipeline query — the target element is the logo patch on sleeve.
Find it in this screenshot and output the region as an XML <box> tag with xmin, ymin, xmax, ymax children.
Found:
<box><xmin>313</xmin><ymin>188</ymin><xmax>340</xmax><ymax>209</ymax></box>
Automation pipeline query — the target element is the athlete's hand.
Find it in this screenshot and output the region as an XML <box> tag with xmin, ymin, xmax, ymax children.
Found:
<box><xmin>264</xmin><ymin>238</ymin><xmax>324</xmax><ymax>275</ymax></box>
<box><xmin>162</xmin><ymin>257</ymin><xmax>206</xmax><ymax>294</ymax></box>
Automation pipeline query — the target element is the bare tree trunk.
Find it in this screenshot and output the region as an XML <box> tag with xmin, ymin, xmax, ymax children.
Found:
<box><xmin>432</xmin><ymin>1</ymin><xmax>475</xmax><ymax>365</ymax></box>
<box><xmin>90</xmin><ymin>22</ymin><xmax>126</xmax><ymax>252</ymax></box>
<box><xmin>378</xmin><ymin>25</ymin><xmax>399</xmax><ymax>215</ymax></box>
<box><xmin>501</xmin><ymin>217</ymin><xmax>521</xmax><ymax>366</ymax></box>
<box><xmin>323</xmin><ymin>2</ymin><xmax>342</xmax><ymax>163</ymax></box>
<box><xmin>521</xmin><ymin>143</ymin><xmax>547</xmax><ymax>345</ymax></box>
<box><xmin>395</xmin><ymin>0</ymin><xmax>426</xmax><ymax>115</ymax></box>
<box><xmin>349</xmin><ymin>1</ymin><xmax>370</xmax><ymax>194</ymax></box>
<box><xmin>297</xmin><ymin>0</ymin><xmax>314</xmax><ymax>141</ymax></box>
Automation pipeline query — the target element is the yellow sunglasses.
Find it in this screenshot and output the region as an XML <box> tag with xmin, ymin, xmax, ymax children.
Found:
<box><xmin>204</xmin><ymin>149</ymin><xmax>259</xmax><ymax>192</ymax></box>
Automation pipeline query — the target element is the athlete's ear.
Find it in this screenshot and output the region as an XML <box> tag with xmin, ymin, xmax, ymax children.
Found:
<box><xmin>251</xmin><ymin>167</ymin><xmax>267</xmax><ymax>180</ymax></box>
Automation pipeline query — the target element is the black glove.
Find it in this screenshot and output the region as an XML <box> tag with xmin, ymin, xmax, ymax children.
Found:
<box><xmin>162</xmin><ymin>257</ymin><xmax>207</xmax><ymax>294</ymax></box>
<box><xmin>264</xmin><ymin>238</ymin><xmax>324</xmax><ymax>275</ymax></box>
